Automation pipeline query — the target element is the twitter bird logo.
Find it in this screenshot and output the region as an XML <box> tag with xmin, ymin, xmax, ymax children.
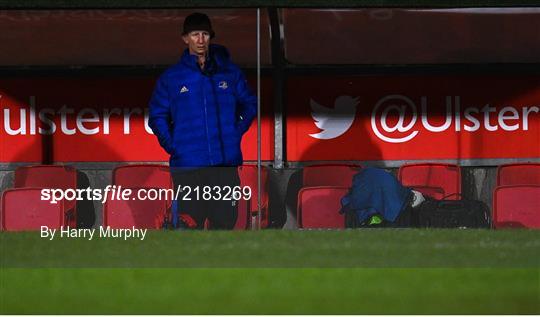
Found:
<box><xmin>309</xmin><ymin>95</ymin><xmax>359</xmax><ymax>140</ymax></box>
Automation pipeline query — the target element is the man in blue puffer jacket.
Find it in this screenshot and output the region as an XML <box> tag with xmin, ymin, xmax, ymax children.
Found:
<box><xmin>148</xmin><ymin>13</ymin><xmax>256</xmax><ymax>229</ymax></box>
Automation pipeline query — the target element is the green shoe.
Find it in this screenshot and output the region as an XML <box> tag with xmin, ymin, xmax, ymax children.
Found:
<box><xmin>368</xmin><ymin>214</ymin><xmax>383</xmax><ymax>226</ymax></box>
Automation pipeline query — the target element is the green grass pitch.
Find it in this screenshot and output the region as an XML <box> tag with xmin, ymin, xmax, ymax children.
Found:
<box><xmin>1</xmin><ymin>229</ymin><xmax>539</xmax><ymax>314</ymax></box>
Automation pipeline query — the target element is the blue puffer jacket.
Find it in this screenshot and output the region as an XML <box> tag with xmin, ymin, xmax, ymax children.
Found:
<box><xmin>340</xmin><ymin>167</ymin><xmax>412</xmax><ymax>223</ymax></box>
<box><xmin>148</xmin><ymin>44</ymin><xmax>257</xmax><ymax>167</ymax></box>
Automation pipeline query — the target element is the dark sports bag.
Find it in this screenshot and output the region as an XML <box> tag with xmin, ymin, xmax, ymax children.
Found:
<box><xmin>414</xmin><ymin>197</ymin><xmax>491</xmax><ymax>228</ymax></box>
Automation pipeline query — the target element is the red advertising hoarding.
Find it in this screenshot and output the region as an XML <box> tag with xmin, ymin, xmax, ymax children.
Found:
<box><xmin>0</xmin><ymin>76</ymin><xmax>274</xmax><ymax>163</ymax></box>
<box><xmin>3</xmin><ymin>75</ymin><xmax>539</xmax><ymax>164</ymax></box>
<box><xmin>286</xmin><ymin>75</ymin><xmax>540</xmax><ymax>162</ymax></box>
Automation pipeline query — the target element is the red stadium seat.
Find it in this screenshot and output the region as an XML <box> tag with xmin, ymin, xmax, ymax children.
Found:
<box><xmin>493</xmin><ymin>185</ymin><xmax>540</xmax><ymax>229</ymax></box>
<box><xmin>296</xmin><ymin>165</ymin><xmax>359</xmax><ymax>229</ymax></box>
<box><xmin>1</xmin><ymin>188</ymin><xmax>64</xmax><ymax>231</ymax></box>
<box><xmin>103</xmin><ymin>187</ymin><xmax>168</xmax><ymax>229</ymax></box>
<box><xmin>112</xmin><ymin>164</ymin><xmax>173</xmax><ymax>224</ymax></box>
<box><xmin>113</xmin><ymin>164</ymin><xmax>172</xmax><ymax>189</ymax></box>
<box><xmin>398</xmin><ymin>163</ymin><xmax>461</xmax><ymax>200</ymax></box>
<box><xmin>297</xmin><ymin>186</ymin><xmax>348</xmax><ymax>229</ymax></box>
<box><xmin>236</xmin><ymin>165</ymin><xmax>269</xmax><ymax>229</ymax></box>
<box><xmin>303</xmin><ymin>164</ymin><xmax>361</xmax><ymax>187</ymax></box>
<box><xmin>14</xmin><ymin>165</ymin><xmax>78</xmax><ymax>226</ymax></box>
<box><xmin>496</xmin><ymin>163</ymin><xmax>540</xmax><ymax>186</ymax></box>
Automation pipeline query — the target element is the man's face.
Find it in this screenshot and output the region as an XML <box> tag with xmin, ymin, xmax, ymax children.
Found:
<box><xmin>183</xmin><ymin>31</ymin><xmax>211</xmax><ymax>56</ymax></box>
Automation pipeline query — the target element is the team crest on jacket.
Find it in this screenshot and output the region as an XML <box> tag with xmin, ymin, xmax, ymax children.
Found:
<box><xmin>218</xmin><ymin>81</ymin><xmax>228</xmax><ymax>90</ymax></box>
<box><xmin>180</xmin><ymin>86</ymin><xmax>189</xmax><ymax>93</ymax></box>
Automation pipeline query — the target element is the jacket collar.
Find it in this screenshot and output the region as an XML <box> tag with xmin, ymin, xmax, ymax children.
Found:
<box><xmin>178</xmin><ymin>44</ymin><xmax>229</xmax><ymax>74</ymax></box>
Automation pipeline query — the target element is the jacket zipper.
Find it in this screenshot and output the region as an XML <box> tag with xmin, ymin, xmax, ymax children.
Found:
<box><xmin>202</xmin><ymin>79</ymin><xmax>214</xmax><ymax>165</ymax></box>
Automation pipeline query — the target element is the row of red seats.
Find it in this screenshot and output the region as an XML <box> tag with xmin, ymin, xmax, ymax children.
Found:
<box><xmin>1</xmin><ymin>164</ymin><xmax>269</xmax><ymax>231</ymax></box>
<box><xmin>298</xmin><ymin>163</ymin><xmax>540</xmax><ymax>229</ymax></box>
<box><xmin>2</xmin><ymin>162</ymin><xmax>538</xmax><ymax>230</ymax></box>
<box><xmin>108</xmin><ymin>165</ymin><xmax>270</xmax><ymax>230</ymax></box>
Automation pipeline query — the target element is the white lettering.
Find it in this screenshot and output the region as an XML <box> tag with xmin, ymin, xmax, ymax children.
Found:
<box><xmin>87</xmin><ymin>229</ymin><xmax>95</xmax><ymax>241</ymax></box>
<box><xmin>58</xmin><ymin>105</ymin><xmax>76</xmax><ymax>135</ymax></box>
<box><xmin>40</xmin><ymin>189</ymin><xmax>51</xmax><ymax>202</ymax></box>
<box><xmin>100</xmin><ymin>226</ymin><xmax>110</xmax><ymax>237</ymax></box>
<box><xmin>99</xmin><ymin>226</ymin><xmax>147</xmax><ymax>240</ymax></box>
<box><xmin>523</xmin><ymin>106</ymin><xmax>539</xmax><ymax>130</ymax></box>
<box><xmin>463</xmin><ymin>107</ymin><xmax>480</xmax><ymax>132</ymax></box>
<box><xmin>92</xmin><ymin>188</ymin><xmax>103</xmax><ymax>203</ymax></box>
<box><xmin>2</xmin><ymin>104</ymin><xmax>156</xmax><ymax>136</ymax></box>
<box><xmin>29</xmin><ymin>96</ymin><xmax>36</xmax><ymax>135</ymax></box>
<box><xmin>60</xmin><ymin>226</ymin><xmax>70</xmax><ymax>237</ymax></box>
<box><xmin>371</xmin><ymin>94</ymin><xmax>418</xmax><ymax>143</ymax></box>
<box><xmin>454</xmin><ymin>96</ymin><xmax>461</xmax><ymax>132</ymax></box>
<box><xmin>40</xmin><ymin>226</ymin><xmax>56</xmax><ymax>240</ymax></box>
<box><xmin>4</xmin><ymin>108</ymin><xmax>26</xmax><ymax>135</ymax></box>
<box><xmin>76</xmin><ymin>108</ymin><xmax>100</xmax><ymax>135</ymax></box>
<box><xmin>63</xmin><ymin>189</ymin><xmax>76</xmax><ymax>201</ymax></box>
<box><xmin>498</xmin><ymin>106</ymin><xmax>520</xmax><ymax>131</ymax></box>
<box><xmin>371</xmin><ymin>95</ymin><xmax>537</xmax><ymax>143</ymax></box>
<box><xmin>482</xmin><ymin>104</ymin><xmax>498</xmax><ymax>131</ymax></box>
<box><xmin>103</xmin><ymin>107</ymin><xmax>121</xmax><ymax>134</ymax></box>
<box><xmin>56</xmin><ymin>226</ymin><xmax>95</xmax><ymax>239</ymax></box>
<box><xmin>421</xmin><ymin>96</ymin><xmax>452</xmax><ymax>132</ymax></box>
<box><xmin>1</xmin><ymin>95</ymin><xmax>535</xmax><ymax>143</ymax></box>
<box><xmin>123</xmin><ymin>107</ymin><xmax>142</xmax><ymax>134</ymax></box>
<box><xmin>38</xmin><ymin>108</ymin><xmax>56</xmax><ymax>134</ymax></box>
<box><xmin>144</xmin><ymin>108</ymin><xmax>153</xmax><ymax>134</ymax></box>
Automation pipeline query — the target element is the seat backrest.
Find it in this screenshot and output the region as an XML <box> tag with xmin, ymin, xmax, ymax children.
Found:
<box><xmin>14</xmin><ymin>165</ymin><xmax>77</xmax><ymax>220</ymax></box>
<box><xmin>303</xmin><ymin>164</ymin><xmax>360</xmax><ymax>187</ymax></box>
<box><xmin>1</xmin><ymin>188</ymin><xmax>64</xmax><ymax>231</ymax></box>
<box><xmin>297</xmin><ymin>186</ymin><xmax>348</xmax><ymax>229</ymax></box>
<box><xmin>493</xmin><ymin>185</ymin><xmax>540</xmax><ymax>229</ymax></box>
<box><xmin>398</xmin><ymin>163</ymin><xmax>461</xmax><ymax>200</ymax></box>
<box><xmin>103</xmin><ymin>187</ymin><xmax>168</xmax><ymax>229</ymax></box>
<box><xmin>113</xmin><ymin>164</ymin><xmax>172</xmax><ymax>189</ymax></box>
<box><xmin>497</xmin><ymin>163</ymin><xmax>540</xmax><ymax>186</ymax></box>
<box><xmin>236</xmin><ymin>165</ymin><xmax>269</xmax><ymax>229</ymax></box>
<box><xmin>15</xmin><ymin>165</ymin><xmax>77</xmax><ymax>190</ymax></box>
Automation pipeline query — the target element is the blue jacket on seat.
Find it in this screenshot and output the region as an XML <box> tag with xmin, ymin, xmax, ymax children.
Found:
<box><xmin>340</xmin><ymin>167</ymin><xmax>412</xmax><ymax>223</ymax></box>
<box><xmin>148</xmin><ymin>44</ymin><xmax>257</xmax><ymax>167</ymax></box>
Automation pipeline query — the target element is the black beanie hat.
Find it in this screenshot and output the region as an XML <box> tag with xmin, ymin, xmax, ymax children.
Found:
<box><xmin>182</xmin><ymin>12</ymin><xmax>215</xmax><ymax>39</ymax></box>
